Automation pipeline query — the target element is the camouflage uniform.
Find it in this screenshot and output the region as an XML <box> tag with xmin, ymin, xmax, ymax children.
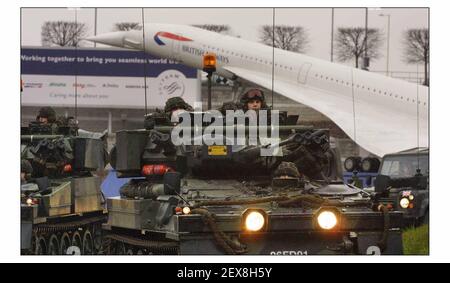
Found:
<box><xmin>21</xmin><ymin>159</ymin><xmax>33</xmax><ymax>183</ymax></box>
<box><xmin>273</xmin><ymin>161</ymin><xmax>301</xmax><ymax>179</ymax></box>
<box><xmin>21</xmin><ymin>159</ymin><xmax>33</xmax><ymax>175</ymax></box>
<box><xmin>164</xmin><ymin>97</ymin><xmax>193</xmax><ymax>114</ymax></box>
<box><xmin>36</xmin><ymin>107</ymin><xmax>57</xmax><ymax>123</ymax></box>
<box><xmin>218</xmin><ymin>101</ymin><xmax>243</xmax><ymax>115</ymax></box>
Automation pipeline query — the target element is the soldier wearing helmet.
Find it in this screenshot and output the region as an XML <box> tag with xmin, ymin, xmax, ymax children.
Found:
<box><xmin>164</xmin><ymin>97</ymin><xmax>193</xmax><ymax>124</ymax></box>
<box><xmin>273</xmin><ymin>161</ymin><xmax>301</xmax><ymax>179</ymax></box>
<box><xmin>218</xmin><ymin>101</ymin><xmax>244</xmax><ymax>115</ymax></box>
<box><xmin>164</xmin><ymin>97</ymin><xmax>193</xmax><ymax>113</ymax></box>
<box><xmin>240</xmin><ymin>88</ymin><xmax>269</xmax><ymax>111</ymax></box>
<box><xmin>36</xmin><ymin>107</ymin><xmax>57</xmax><ymax>124</ymax></box>
<box><xmin>21</xmin><ymin>159</ymin><xmax>33</xmax><ymax>184</ymax></box>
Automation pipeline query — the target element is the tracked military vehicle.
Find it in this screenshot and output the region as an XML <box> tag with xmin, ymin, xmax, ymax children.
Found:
<box><xmin>103</xmin><ymin>110</ymin><xmax>404</xmax><ymax>255</ymax></box>
<box><xmin>21</xmin><ymin>118</ymin><xmax>108</xmax><ymax>255</ymax></box>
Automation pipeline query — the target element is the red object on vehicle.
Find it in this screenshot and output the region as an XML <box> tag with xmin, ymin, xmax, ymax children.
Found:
<box><xmin>141</xmin><ymin>164</ymin><xmax>172</xmax><ymax>176</ymax></box>
<box><xmin>63</xmin><ymin>164</ymin><xmax>72</xmax><ymax>173</ymax></box>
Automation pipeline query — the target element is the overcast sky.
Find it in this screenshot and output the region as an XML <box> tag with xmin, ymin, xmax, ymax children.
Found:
<box><xmin>21</xmin><ymin>7</ymin><xmax>428</xmax><ymax>73</ymax></box>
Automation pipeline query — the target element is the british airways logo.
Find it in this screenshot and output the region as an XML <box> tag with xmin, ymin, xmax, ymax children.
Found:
<box><xmin>154</xmin><ymin>32</ymin><xmax>193</xmax><ymax>46</ymax></box>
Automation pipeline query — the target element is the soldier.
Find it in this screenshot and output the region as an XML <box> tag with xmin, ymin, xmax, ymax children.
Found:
<box><xmin>36</xmin><ymin>107</ymin><xmax>56</xmax><ymax>124</ymax></box>
<box><xmin>164</xmin><ymin>97</ymin><xmax>193</xmax><ymax>114</ymax></box>
<box><xmin>21</xmin><ymin>159</ymin><xmax>33</xmax><ymax>184</ymax></box>
<box><xmin>164</xmin><ymin>97</ymin><xmax>193</xmax><ymax>123</ymax></box>
<box><xmin>273</xmin><ymin>161</ymin><xmax>301</xmax><ymax>179</ymax></box>
<box><xmin>240</xmin><ymin>88</ymin><xmax>269</xmax><ymax>111</ymax></box>
<box><xmin>218</xmin><ymin>101</ymin><xmax>243</xmax><ymax>115</ymax></box>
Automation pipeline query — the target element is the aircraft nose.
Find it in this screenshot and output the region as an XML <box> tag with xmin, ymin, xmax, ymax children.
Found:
<box><xmin>85</xmin><ymin>31</ymin><xmax>127</xmax><ymax>47</ymax></box>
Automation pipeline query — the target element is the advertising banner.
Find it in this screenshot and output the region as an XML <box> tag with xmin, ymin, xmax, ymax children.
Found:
<box><xmin>21</xmin><ymin>47</ymin><xmax>201</xmax><ymax>108</ymax></box>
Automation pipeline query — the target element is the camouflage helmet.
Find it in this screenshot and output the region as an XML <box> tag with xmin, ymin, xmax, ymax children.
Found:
<box><xmin>218</xmin><ymin>101</ymin><xmax>243</xmax><ymax>114</ymax></box>
<box><xmin>164</xmin><ymin>97</ymin><xmax>193</xmax><ymax>113</ymax></box>
<box><xmin>37</xmin><ymin>107</ymin><xmax>56</xmax><ymax>123</ymax></box>
<box><xmin>273</xmin><ymin>162</ymin><xmax>301</xmax><ymax>178</ymax></box>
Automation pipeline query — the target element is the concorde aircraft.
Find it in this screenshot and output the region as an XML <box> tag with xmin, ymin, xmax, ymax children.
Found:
<box><xmin>86</xmin><ymin>23</ymin><xmax>428</xmax><ymax>157</ymax></box>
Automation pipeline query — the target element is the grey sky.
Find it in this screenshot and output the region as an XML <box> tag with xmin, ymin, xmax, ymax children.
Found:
<box><xmin>21</xmin><ymin>7</ymin><xmax>428</xmax><ymax>73</ymax></box>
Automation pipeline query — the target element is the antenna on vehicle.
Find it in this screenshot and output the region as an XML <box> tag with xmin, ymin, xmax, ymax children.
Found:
<box><xmin>141</xmin><ymin>8</ymin><xmax>148</xmax><ymax>115</ymax></box>
<box><xmin>416</xmin><ymin>63</ymin><xmax>421</xmax><ymax>175</ymax></box>
<box><xmin>271</xmin><ymin>8</ymin><xmax>275</xmax><ymax>109</ymax></box>
<box><xmin>350</xmin><ymin>68</ymin><xmax>357</xmax><ymax>145</ymax></box>
<box><xmin>74</xmin><ymin>8</ymin><xmax>79</xmax><ymax>124</ymax></box>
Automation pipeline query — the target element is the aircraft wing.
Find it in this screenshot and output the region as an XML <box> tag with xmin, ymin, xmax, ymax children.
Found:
<box><xmin>223</xmin><ymin>66</ymin><xmax>428</xmax><ymax>157</ymax></box>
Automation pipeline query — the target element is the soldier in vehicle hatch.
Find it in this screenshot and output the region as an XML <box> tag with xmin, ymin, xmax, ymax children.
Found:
<box><xmin>240</xmin><ymin>88</ymin><xmax>269</xmax><ymax>112</ymax></box>
<box><xmin>36</xmin><ymin>107</ymin><xmax>57</xmax><ymax>124</ymax></box>
<box><xmin>164</xmin><ymin>97</ymin><xmax>194</xmax><ymax>114</ymax></box>
<box><xmin>218</xmin><ymin>101</ymin><xmax>243</xmax><ymax>115</ymax></box>
<box><xmin>164</xmin><ymin>97</ymin><xmax>194</xmax><ymax>124</ymax></box>
<box><xmin>21</xmin><ymin>159</ymin><xmax>33</xmax><ymax>184</ymax></box>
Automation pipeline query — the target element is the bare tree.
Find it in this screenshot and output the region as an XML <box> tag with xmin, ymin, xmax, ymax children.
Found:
<box><xmin>114</xmin><ymin>22</ymin><xmax>142</xmax><ymax>31</ymax></box>
<box><xmin>259</xmin><ymin>25</ymin><xmax>309</xmax><ymax>53</ymax></box>
<box><xmin>403</xmin><ymin>28</ymin><xmax>429</xmax><ymax>86</ymax></box>
<box><xmin>41</xmin><ymin>21</ymin><xmax>88</xmax><ymax>47</ymax></box>
<box><xmin>335</xmin><ymin>27</ymin><xmax>383</xmax><ymax>68</ymax></box>
<box><xmin>192</xmin><ymin>24</ymin><xmax>230</xmax><ymax>34</ymax></box>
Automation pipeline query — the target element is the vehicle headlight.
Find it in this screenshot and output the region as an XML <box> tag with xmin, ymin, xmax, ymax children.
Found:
<box><xmin>182</xmin><ymin>206</ymin><xmax>191</xmax><ymax>215</ymax></box>
<box><xmin>243</xmin><ymin>209</ymin><xmax>267</xmax><ymax>232</ymax></box>
<box><xmin>317</xmin><ymin>211</ymin><xmax>338</xmax><ymax>230</ymax></box>
<box><xmin>399</xmin><ymin>197</ymin><xmax>410</xmax><ymax>209</ymax></box>
<box><xmin>344</xmin><ymin>157</ymin><xmax>356</xmax><ymax>172</ymax></box>
<box><xmin>361</xmin><ymin>158</ymin><xmax>372</xmax><ymax>172</ymax></box>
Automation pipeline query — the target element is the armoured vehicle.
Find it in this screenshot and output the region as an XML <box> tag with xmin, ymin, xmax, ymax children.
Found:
<box><xmin>102</xmin><ymin>111</ymin><xmax>404</xmax><ymax>255</ymax></box>
<box><xmin>21</xmin><ymin>118</ymin><xmax>108</xmax><ymax>255</ymax></box>
<box><xmin>372</xmin><ymin>148</ymin><xmax>429</xmax><ymax>226</ymax></box>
